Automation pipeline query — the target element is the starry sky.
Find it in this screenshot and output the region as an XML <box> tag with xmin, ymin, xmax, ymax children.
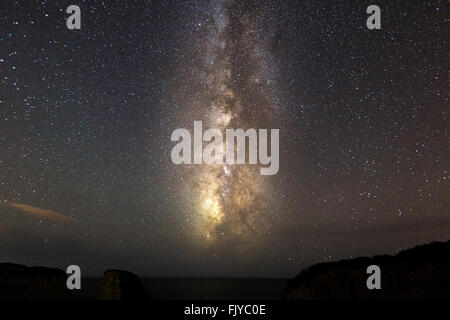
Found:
<box><xmin>0</xmin><ymin>0</ymin><xmax>448</xmax><ymax>277</ymax></box>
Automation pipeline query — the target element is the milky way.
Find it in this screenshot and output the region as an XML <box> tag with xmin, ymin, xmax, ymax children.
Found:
<box><xmin>169</xmin><ymin>0</ymin><xmax>280</xmax><ymax>248</ymax></box>
<box><xmin>0</xmin><ymin>0</ymin><xmax>448</xmax><ymax>277</ymax></box>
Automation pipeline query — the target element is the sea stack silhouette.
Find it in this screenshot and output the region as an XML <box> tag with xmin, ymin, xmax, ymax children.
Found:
<box><xmin>98</xmin><ymin>269</ymin><xmax>148</xmax><ymax>300</ymax></box>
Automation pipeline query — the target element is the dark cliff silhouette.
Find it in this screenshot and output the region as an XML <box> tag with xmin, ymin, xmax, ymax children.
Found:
<box><xmin>285</xmin><ymin>240</ymin><xmax>450</xmax><ymax>300</ymax></box>
<box><xmin>0</xmin><ymin>263</ymin><xmax>69</xmax><ymax>299</ymax></box>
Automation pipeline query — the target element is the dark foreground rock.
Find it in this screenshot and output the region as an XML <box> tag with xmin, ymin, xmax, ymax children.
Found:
<box><xmin>0</xmin><ymin>263</ymin><xmax>69</xmax><ymax>299</ymax></box>
<box><xmin>98</xmin><ymin>270</ymin><xmax>148</xmax><ymax>300</ymax></box>
<box><xmin>285</xmin><ymin>240</ymin><xmax>450</xmax><ymax>300</ymax></box>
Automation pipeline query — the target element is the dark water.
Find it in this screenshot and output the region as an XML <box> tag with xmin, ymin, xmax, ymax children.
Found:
<box><xmin>79</xmin><ymin>278</ymin><xmax>289</xmax><ymax>300</ymax></box>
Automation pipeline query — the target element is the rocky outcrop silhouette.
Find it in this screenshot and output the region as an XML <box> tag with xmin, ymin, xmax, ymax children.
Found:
<box><xmin>0</xmin><ymin>264</ymin><xmax>148</xmax><ymax>300</ymax></box>
<box><xmin>0</xmin><ymin>263</ymin><xmax>70</xmax><ymax>299</ymax></box>
<box><xmin>98</xmin><ymin>270</ymin><xmax>148</xmax><ymax>300</ymax></box>
<box><xmin>285</xmin><ymin>240</ymin><xmax>450</xmax><ymax>300</ymax></box>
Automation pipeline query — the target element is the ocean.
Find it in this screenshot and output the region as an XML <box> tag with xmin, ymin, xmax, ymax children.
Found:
<box><xmin>78</xmin><ymin>277</ymin><xmax>289</xmax><ymax>300</ymax></box>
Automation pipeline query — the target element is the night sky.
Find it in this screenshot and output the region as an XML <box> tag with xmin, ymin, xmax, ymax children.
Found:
<box><xmin>0</xmin><ymin>0</ymin><xmax>448</xmax><ymax>277</ymax></box>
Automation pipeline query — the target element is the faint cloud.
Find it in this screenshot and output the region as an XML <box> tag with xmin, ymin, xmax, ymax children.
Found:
<box><xmin>6</xmin><ymin>202</ymin><xmax>76</xmax><ymax>223</ymax></box>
